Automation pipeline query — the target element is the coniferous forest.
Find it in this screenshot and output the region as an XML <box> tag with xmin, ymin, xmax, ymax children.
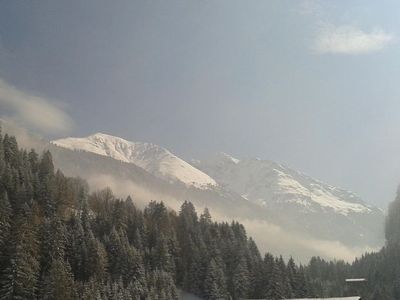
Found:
<box><xmin>0</xmin><ymin>131</ymin><xmax>312</xmax><ymax>299</ymax></box>
<box><xmin>1</xmin><ymin>131</ymin><xmax>400</xmax><ymax>300</ymax></box>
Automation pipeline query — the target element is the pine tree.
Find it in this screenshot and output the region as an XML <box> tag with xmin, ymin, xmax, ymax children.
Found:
<box><xmin>66</xmin><ymin>215</ymin><xmax>89</xmax><ymax>281</ymax></box>
<box><xmin>287</xmin><ymin>257</ymin><xmax>297</xmax><ymax>297</ymax></box>
<box><xmin>246</xmin><ymin>237</ymin><xmax>263</xmax><ymax>298</ymax></box>
<box><xmin>37</xmin><ymin>156</ymin><xmax>55</xmax><ymax>217</ymax></box>
<box><xmin>80</xmin><ymin>278</ymin><xmax>104</xmax><ymax>300</ymax></box>
<box><xmin>295</xmin><ymin>265</ymin><xmax>309</xmax><ymax>297</ymax></box>
<box><xmin>277</xmin><ymin>256</ymin><xmax>291</xmax><ymax>298</ymax></box>
<box><xmin>386</xmin><ymin>187</ymin><xmax>400</xmax><ymax>246</ymax></box>
<box><xmin>3</xmin><ymin>134</ymin><xmax>19</xmax><ymax>168</ymax></box>
<box><xmin>0</xmin><ymin>192</ymin><xmax>11</xmax><ymax>251</ymax></box>
<box><xmin>147</xmin><ymin>270</ymin><xmax>178</xmax><ymax>300</ymax></box>
<box><xmin>179</xmin><ymin>201</ymin><xmax>198</xmax><ymax>231</ymax></box>
<box><xmin>40</xmin><ymin>217</ymin><xmax>67</xmax><ymax>271</ymax></box>
<box><xmin>42</xmin><ymin>259</ymin><xmax>77</xmax><ymax>300</ymax></box>
<box><xmin>200</xmin><ymin>208</ymin><xmax>212</xmax><ymax>227</ymax></box>
<box><xmin>203</xmin><ymin>258</ymin><xmax>227</xmax><ymax>300</ymax></box>
<box><xmin>86</xmin><ymin>234</ymin><xmax>108</xmax><ymax>281</ymax></box>
<box><xmin>0</xmin><ymin>204</ymin><xmax>40</xmax><ymax>300</ymax></box>
<box><xmin>151</xmin><ymin>233</ymin><xmax>173</xmax><ymax>272</ymax></box>
<box><xmin>182</xmin><ymin>238</ymin><xmax>203</xmax><ymax>295</ymax></box>
<box><xmin>232</xmin><ymin>256</ymin><xmax>250</xmax><ymax>299</ymax></box>
<box><xmin>265</xmin><ymin>260</ymin><xmax>285</xmax><ymax>300</ymax></box>
<box><xmin>0</xmin><ymin>127</ymin><xmax>5</xmax><ymax>177</ymax></box>
<box><xmin>27</xmin><ymin>149</ymin><xmax>38</xmax><ymax>174</ymax></box>
<box><xmin>132</xmin><ymin>228</ymin><xmax>143</xmax><ymax>252</ymax></box>
<box><xmin>126</xmin><ymin>278</ymin><xmax>147</xmax><ymax>300</ymax></box>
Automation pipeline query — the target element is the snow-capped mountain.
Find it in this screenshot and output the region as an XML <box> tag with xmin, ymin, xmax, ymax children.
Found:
<box><xmin>38</xmin><ymin>130</ymin><xmax>383</xmax><ymax>259</ymax></box>
<box><xmin>2</xmin><ymin>120</ymin><xmax>385</xmax><ymax>260</ymax></box>
<box><xmin>194</xmin><ymin>152</ymin><xmax>374</xmax><ymax>216</ymax></box>
<box><xmin>52</xmin><ymin>133</ymin><xmax>217</xmax><ymax>189</ymax></box>
<box><xmin>193</xmin><ymin>152</ymin><xmax>384</xmax><ymax>247</ymax></box>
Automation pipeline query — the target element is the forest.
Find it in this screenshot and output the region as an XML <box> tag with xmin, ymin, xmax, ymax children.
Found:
<box><xmin>0</xmin><ymin>130</ymin><xmax>399</xmax><ymax>300</ymax></box>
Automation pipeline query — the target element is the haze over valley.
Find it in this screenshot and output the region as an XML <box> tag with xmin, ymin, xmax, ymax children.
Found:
<box><xmin>1</xmin><ymin>1</ymin><xmax>400</xmax><ymax>299</ymax></box>
<box><xmin>1</xmin><ymin>121</ymin><xmax>385</xmax><ymax>261</ymax></box>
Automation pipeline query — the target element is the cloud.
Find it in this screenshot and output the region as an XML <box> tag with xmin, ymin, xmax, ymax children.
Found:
<box><xmin>0</xmin><ymin>79</ymin><xmax>73</xmax><ymax>134</ymax></box>
<box><xmin>86</xmin><ymin>174</ymin><xmax>183</xmax><ymax>211</ymax></box>
<box><xmin>86</xmin><ymin>173</ymin><xmax>375</xmax><ymax>262</ymax></box>
<box><xmin>0</xmin><ymin>118</ymin><xmax>48</xmax><ymax>151</ymax></box>
<box><xmin>241</xmin><ymin>218</ymin><xmax>378</xmax><ymax>262</ymax></box>
<box><xmin>313</xmin><ymin>25</ymin><xmax>394</xmax><ymax>54</ymax></box>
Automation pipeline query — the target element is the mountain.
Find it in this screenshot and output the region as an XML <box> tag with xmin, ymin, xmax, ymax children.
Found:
<box><xmin>0</xmin><ymin>122</ymin><xmax>384</xmax><ymax>261</ymax></box>
<box><xmin>193</xmin><ymin>152</ymin><xmax>384</xmax><ymax>247</ymax></box>
<box><xmin>52</xmin><ymin>133</ymin><xmax>217</xmax><ymax>189</ymax></box>
<box><xmin>195</xmin><ymin>152</ymin><xmax>373</xmax><ymax>216</ymax></box>
<box><xmin>48</xmin><ymin>134</ymin><xmax>261</xmax><ymax>222</ymax></box>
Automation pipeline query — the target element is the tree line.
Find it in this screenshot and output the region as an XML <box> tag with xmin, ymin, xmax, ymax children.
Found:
<box><xmin>303</xmin><ymin>188</ymin><xmax>400</xmax><ymax>300</ymax></box>
<box><xmin>3</xmin><ymin>130</ymin><xmax>400</xmax><ymax>300</ymax></box>
<box><xmin>0</xmin><ymin>131</ymin><xmax>315</xmax><ymax>299</ymax></box>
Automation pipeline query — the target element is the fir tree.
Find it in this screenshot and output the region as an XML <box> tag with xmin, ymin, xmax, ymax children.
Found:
<box><xmin>0</xmin><ymin>127</ymin><xmax>5</xmax><ymax>177</ymax></box>
<box><xmin>0</xmin><ymin>204</ymin><xmax>40</xmax><ymax>300</ymax></box>
<box><xmin>232</xmin><ymin>256</ymin><xmax>250</xmax><ymax>299</ymax></box>
<box><xmin>3</xmin><ymin>134</ymin><xmax>19</xmax><ymax>168</ymax></box>
<box><xmin>203</xmin><ymin>259</ymin><xmax>227</xmax><ymax>300</ymax></box>
<box><xmin>265</xmin><ymin>260</ymin><xmax>285</xmax><ymax>300</ymax></box>
<box><xmin>0</xmin><ymin>192</ymin><xmax>11</xmax><ymax>251</ymax></box>
<box><xmin>42</xmin><ymin>259</ymin><xmax>77</xmax><ymax>300</ymax></box>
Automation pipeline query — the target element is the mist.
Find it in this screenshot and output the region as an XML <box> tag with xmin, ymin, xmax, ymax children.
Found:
<box><xmin>1</xmin><ymin>1</ymin><xmax>400</xmax><ymax>298</ymax></box>
<box><xmin>86</xmin><ymin>171</ymin><xmax>376</xmax><ymax>263</ymax></box>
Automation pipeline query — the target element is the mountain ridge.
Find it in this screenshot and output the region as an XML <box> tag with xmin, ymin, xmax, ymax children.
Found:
<box><xmin>194</xmin><ymin>152</ymin><xmax>376</xmax><ymax>217</ymax></box>
<box><xmin>5</xmin><ymin>125</ymin><xmax>383</xmax><ymax>260</ymax></box>
<box><xmin>52</xmin><ymin>133</ymin><xmax>382</xmax><ymax>224</ymax></box>
<box><xmin>52</xmin><ymin>132</ymin><xmax>217</xmax><ymax>189</ymax></box>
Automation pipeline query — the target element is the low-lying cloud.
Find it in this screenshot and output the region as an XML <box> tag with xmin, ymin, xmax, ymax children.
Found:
<box><xmin>85</xmin><ymin>173</ymin><xmax>376</xmax><ymax>263</ymax></box>
<box><xmin>0</xmin><ymin>79</ymin><xmax>73</xmax><ymax>134</ymax></box>
<box><xmin>0</xmin><ymin>118</ymin><xmax>48</xmax><ymax>151</ymax></box>
<box><xmin>86</xmin><ymin>174</ymin><xmax>184</xmax><ymax>211</ymax></box>
<box><xmin>241</xmin><ymin>218</ymin><xmax>378</xmax><ymax>263</ymax></box>
<box><xmin>313</xmin><ymin>25</ymin><xmax>394</xmax><ymax>55</ymax></box>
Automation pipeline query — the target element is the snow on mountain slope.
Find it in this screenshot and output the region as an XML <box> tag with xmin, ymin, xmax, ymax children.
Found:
<box><xmin>194</xmin><ymin>152</ymin><xmax>375</xmax><ymax>216</ymax></box>
<box><xmin>273</xmin><ymin>167</ymin><xmax>369</xmax><ymax>215</ymax></box>
<box><xmin>52</xmin><ymin>133</ymin><xmax>217</xmax><ymax>189</ymax></box>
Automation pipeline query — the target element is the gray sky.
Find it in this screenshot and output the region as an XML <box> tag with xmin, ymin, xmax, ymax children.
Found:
<box><xmin>0</xmin><ymin>0</ymin><xmax>400</xmax><ymax>207</ymax></box>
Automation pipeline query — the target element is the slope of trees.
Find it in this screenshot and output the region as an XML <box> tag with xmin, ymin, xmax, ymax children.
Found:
<box><xmin>7</xmin><ymin>129</ymin><xmax>400</xmax><ymax>300</ymax></box>
<box><xmin>303</xmin><ymin>188</ymin><xmax>400</xmax><ymax>300</ymax></box>
<box><xmin>0</xmin><ymin>130</ymin><xmax>313</xmax><ymax>299</ymax></box>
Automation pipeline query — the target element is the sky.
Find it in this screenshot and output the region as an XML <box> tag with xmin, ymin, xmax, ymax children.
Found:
<box><xmin>0</xmin><ymin>0</ymin><xmax>400</xmax><ymax>207</ymax></box>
